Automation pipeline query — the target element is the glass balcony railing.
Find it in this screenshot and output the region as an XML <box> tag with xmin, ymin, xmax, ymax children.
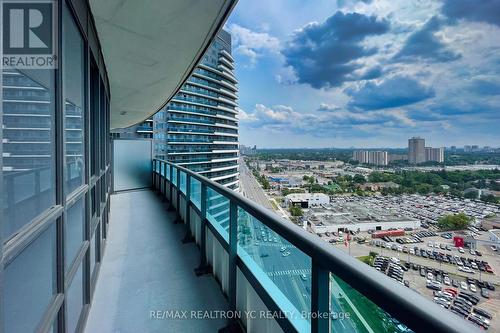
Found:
<box><xmin>152</xmin><ymin>158</ymin><xmax>476</xmax><ymax>333</ymax></box>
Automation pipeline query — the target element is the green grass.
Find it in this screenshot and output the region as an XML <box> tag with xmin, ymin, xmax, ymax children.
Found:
<box><xmin>357</xmin><ymin>255</ymin><xmax>374</xmax><ymax>265</ymax></box>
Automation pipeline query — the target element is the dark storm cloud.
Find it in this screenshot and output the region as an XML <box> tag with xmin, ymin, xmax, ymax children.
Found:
<box><xmin>394</xmin><ymin>16</ymin><xmax>461</xmax><ymax>62</ymax></box>
<box><xmin>442</xmin><ymin>0</ymin><xmax>500</xmax><ymax>27</ymax></box>
<box><xmin>281</xmin><ymin>11</ymin><xmax>389</xmax><ymax>89</ymax></box>
<box><xmin>347</xmin><ymin>75</ymin><xmax>435</xmax><ymax>110</ymax></box>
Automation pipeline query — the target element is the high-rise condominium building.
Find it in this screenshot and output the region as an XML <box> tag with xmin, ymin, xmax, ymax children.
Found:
<box><xmin>353</xmin><ymin>150</ymin><xmax>388</xmax><ymax>166</ymax></box>
<box><xmin>153</xmin><ymin>30</ymin><xmax>239</xmax><ymax>190</ymax></box>
<box><xmin>425</xmin><ymin>147</ymin><xmax>444</xmax><ymax>163</ymax></box>
<box><xmin>408</xmin><ymin>137</ymin><xmax>426</xmax><ymax>164</ymax></box>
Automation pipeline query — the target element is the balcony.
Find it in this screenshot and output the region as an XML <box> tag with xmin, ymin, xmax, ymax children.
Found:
<box><xmin>84</xmin><ymin>189</ymin><xmax>229</xmax><ymax>332</ymax></box>
<box><xmin>87</xmin><ymin>158</ymin><xmax>475</xmax><ymax>333</ymax></box>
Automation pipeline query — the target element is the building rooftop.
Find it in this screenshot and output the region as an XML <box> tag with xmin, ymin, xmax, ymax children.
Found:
<box><xmin>307</xmin><ymin>202</ymin><xmax>418</xmax><ymax>226</ymax></box>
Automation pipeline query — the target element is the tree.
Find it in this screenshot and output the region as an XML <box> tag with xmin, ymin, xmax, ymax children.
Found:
<box><xmin>353</xmin><ymin>174</ymin><xmax>366</xmax><ymax>184</ymax></box>
<box><xmin>289</xmin><ymin>205</ymin><xmax>303</xmax><ymax>217</ymax></box>
<box><xmin>481</xmin><ymin>194</ymin><xmax>499</xmax><ymax>204</ymax></box>
<box><xmin>464</xmin><ymin>191</ymin><xmax>478</xmax><ymax>199</ymax></box>
<box><xmin>438</xmin><ymin>213</ymin><xmax>471</xmax><ymax>231</ymax></box>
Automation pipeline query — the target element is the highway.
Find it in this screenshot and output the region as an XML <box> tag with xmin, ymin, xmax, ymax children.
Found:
<box><xmin>238</xmin><ymin>215</ymin><xmax>363</xmax><ymax>332</ymax></box>
<box><xmin>239</xmin><ymin>157</ymin><xmax>274</xmax><ymax>210</ymax></box>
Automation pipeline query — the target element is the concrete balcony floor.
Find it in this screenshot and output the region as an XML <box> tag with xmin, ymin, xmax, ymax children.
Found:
<box><xmin>84</xmin><ymin>189</ymin><xmax>229</xmax><ymax>333</ymax></box>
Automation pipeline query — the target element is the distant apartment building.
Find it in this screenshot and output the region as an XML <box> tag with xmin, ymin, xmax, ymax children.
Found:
<box><xmin>239</xmin><ymin>144</ymin><xmax>257</xmax><ymax>156</ymax></box>
<box><xmin>388</xmin><ymin>153</ymin><xmax>408</xmax><ymax>162</ymax></box>
<box><xmin>425</xmin><ymin>147</ymin><xmax>444</xmax><ymax>163</ymax></box>
<box><xmin>409</xmin><ymin>137</ymin><xmax>444</xmax><ymax>164</ymax></box>
<box><xmin>408</xmin><ymin>137</ymin><xmax>426</xmax><ymax>164</ymax></box>
<box><xmin>464</xmin><ymin>145</ymin><xmax>480</xmax><ymax>152</ymax></box>
<box><xmin>353</xmin><ymin>150</ymin><xmax>388</xmax><ymax>166</ymax></box>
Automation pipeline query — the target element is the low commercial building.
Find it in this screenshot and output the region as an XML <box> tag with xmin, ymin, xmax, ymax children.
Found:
<box><xmin>307</xmin><ymin>203</ymin><xmax>420</xmax><ymax>233</ymax></box>
<box><xmin>285</xmin><ymin>193</ymin><xmax>330</xmax><ymax>208</ymax></box>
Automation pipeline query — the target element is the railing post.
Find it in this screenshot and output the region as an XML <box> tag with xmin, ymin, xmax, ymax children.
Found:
<box><xmin>167</xmin><ymin>165</ymin><xmax>174</xmax><ymax>210</ymax></box>
<box><xmin>152</xmin><ymin>160</ymin><xmax>156</xmax><ymax>191</ymax></box>
<box><xmin>311</xmin><ymin>260</ymin><xmax>330</xmax><ymax>333</ymax></box>
<box><xmin>195</xmin><ymin>183</ymin><xmax>211</xmax><ymax>276</ymax></box>
<box><xmin>182</xmin><ymin>175</ymin><xmax>195</xmax><ymax>243</ymax></box>
<box><xmin>228</xmin><ymin>200</ymin><xmax>237</xmax><ymax>310</ymax></box>
<box><xmin>174</xmin><ymin>168</ymin><xmax>181</xmax><ymax>223</ymax></box>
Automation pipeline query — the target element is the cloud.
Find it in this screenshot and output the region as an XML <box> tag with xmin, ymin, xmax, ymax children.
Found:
<box><xmin>281</xmin><ymin>11</ymin><xmax>390</xmax><ymax>89</ymax></box>
<box><xmin>238</xmin><ymin>108</ymin><xmax>257</xmax><ymax>121</ymax></box>
<box><xmin>337</xmin><ymin>0</ymin><xmax>373</xmax><ymax>8</ymax></box>
<box><xmin>275</xmin><ymin>66</ymin><xmax>298</xmax><ymax>85</ymax></box>
<box><xmin>441</xmin><ymin>0</ymin><xmax>500</xmax><ymax>27</ymax></box>
<box><xmin>226</xmin><ymin>24</ymin><xmax>280</xmax><ymax>65</ymax></box>
<box><xmin>347</xmin><ymin>75</ymin><xmax>435</xmax><ymax>110</ymax></box>
<box><xmin>318</xmin><ymin>103</ymin><xmax>341</xmax><ymax>112</ymax></box>
<box><xmin>394</xmin><ymin>16</ymin><xmax>461</xmax><ymax>62</ymax></box>
<box><xmin>240</xmin><ymin>103</ymin><xmax>417</xmax><ymax>138</ymax></box>
<box><xmin>469</xmin><ymin>77</ymin><xmax>500</xmax><ymax>96</ymax></box>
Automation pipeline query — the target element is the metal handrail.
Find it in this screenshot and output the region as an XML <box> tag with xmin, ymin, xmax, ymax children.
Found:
<box><xmin>153</xmin><ymin>158</ymin><xmax>479</xmax><ymax>333</ymax></box>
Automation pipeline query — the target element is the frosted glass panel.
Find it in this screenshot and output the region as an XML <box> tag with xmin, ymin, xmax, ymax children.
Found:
<box><xmin>113</xmin><ymin>139</ymin><xmax>152</xmax><ymax>191</ymax></box>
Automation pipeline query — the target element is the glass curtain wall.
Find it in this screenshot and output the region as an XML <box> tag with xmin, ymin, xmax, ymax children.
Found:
<box><xmin>1</xmin><ymin>1</ymin><xmax>111</xmax><ymax>332</ymax></box>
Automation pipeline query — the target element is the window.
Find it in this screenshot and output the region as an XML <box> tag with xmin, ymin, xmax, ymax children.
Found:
<box><xmin>66</xmin><ymin>263</ymin><xmax>84</xmax><ymax>333</ymax></box>
<box><xmin>2</xmin><ymin>68</ymin><xmax>56</xmax><ymax>241</ymax></box>
<box><xmin>63</xmin><ymin>4</ymin><xmax>85</xmax><ymax>195</ymax></box>
<box><xmin>4</xmin><ymin>223</ymin><xmax>56</xmax><ymax>332</ymax></box>
<box><xmin>65</xmin><ymin>198</ymin><xmax>85</xmax><ymax>270</ymax></box>
<box><xmin>90</xmin><ymin>229</ymin><xmax>96</xmax><ymax>277</ymax></box>
<box><xmin>90</xmin><ymin>59</ymin><xmax>99</xmax><ymax>177</ymax></box>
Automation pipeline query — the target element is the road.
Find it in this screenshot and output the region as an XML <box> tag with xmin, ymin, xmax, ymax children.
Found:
<box><xmin>239</xmin><ymin>215</ymin><xmax>363</xmax><ymax>332</ymax></box>
<box><xmin>239</xmin><ymin>158</ymin><xmax>274</xmax><ymax>210</ymax></box>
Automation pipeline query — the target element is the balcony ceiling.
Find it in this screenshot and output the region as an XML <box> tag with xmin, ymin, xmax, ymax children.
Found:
<box><xmin>89</xmin><ymin>0</ymin><xmax>237</xmax><ymax>129</ymax></box>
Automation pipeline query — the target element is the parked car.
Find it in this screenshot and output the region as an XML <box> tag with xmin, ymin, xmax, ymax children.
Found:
<box><xmin>458</xmin><ymin>266</ymin><xmax>475</xmax><ymax>274</ymax></box>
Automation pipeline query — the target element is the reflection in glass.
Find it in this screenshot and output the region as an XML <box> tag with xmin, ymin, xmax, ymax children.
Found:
<box><xmin>4</xmin><ymin>223</ymin><xmax>56</xmax><ymax>332</ymax></box>
<box><xmin>2</xmin><ymin>67</ymin><xmax>56</xmax><ymax>241</ymax></box>
<box><xmin>206</xmin><ymin>187</ymin><xmax>230</xmax><ymax>240</ymax></box>
<box><xmin>330</xmin><ymin>274</ymin><xmax>414</xmax><ymax>333</ymax></box>
<box><xmin>67</xmin><ymin>263</ymin><xmax>84</xmax><ymax>333</ymax></box>
<box><xmin>238</xmin><ymin>209</ymin><xmax>311</xmax><ymax>320</ymax></box>
<box><xmin>190</xmin><ymin>178</ymin><xmax>202</xmax><ymax>209</ymax></box>
<box><xmin>180</xmin><ymin>171</ymin><xmax>187</xmax><ymax>193</ymax></box>
<box><xmin>63</xmin><ymin>4</ymin><xmax>85</xmax><ymax>195</ymax></box>
<box><xmin>65</xmin><ymin>198</ymin><xmax>85</xmax><ymax>269</ymax></box>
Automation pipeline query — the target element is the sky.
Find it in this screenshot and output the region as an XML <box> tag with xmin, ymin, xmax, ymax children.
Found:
<box><xmin>225</xmin><ymin>0</ymin><xmax>500</xmax><ymax>148</ymax></box>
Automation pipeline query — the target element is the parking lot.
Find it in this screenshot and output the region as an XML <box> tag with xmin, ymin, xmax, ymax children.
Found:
<box><xmin>327</xmin><ymin>235</ymin><xmax>500</xmax><ymax>330</ymax></box>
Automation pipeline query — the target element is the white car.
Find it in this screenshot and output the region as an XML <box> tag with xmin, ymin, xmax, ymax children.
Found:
<box><xmin>444</xmin><ymin>276</ymin><xmax>451</xmax><ymax>285</ymax></box>
<box><xmin>458</xmin><ymin>247</ymin><xmax>464</xmax><ymax>253</ymax></box>
<box><xmin>460</xmin><ymin>282</ymin><xmax>468</xmax><ymax>290</ymax></box>
<box><xmin>427</xmin><ymin>272</ymin><xmax>434</xmax><ymax>280</ymax></box>
<box><xmin>428</xmin><ymin>241</ymin><xmax>433</xmax><ymax>247</ymax></box>
<box><xmin>470</xmin><ymin>284</ymin><xmax>477</xmax><ymax>292</ymax></box>
<box><xmin>470</xmin><ymin>249</ymin><xmax>476</xmax><ymax>255</ymax></box>
<box><xmin>459</xmin><ymin>266</ymin><xmax>475</xmax><ymax>274</ymax></box>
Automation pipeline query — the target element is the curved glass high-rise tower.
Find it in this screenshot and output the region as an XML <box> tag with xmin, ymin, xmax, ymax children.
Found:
<box><xmin>154</xmin><ymin>30</ymin><xmax>239</xmax><ymax>190</ymax></box>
